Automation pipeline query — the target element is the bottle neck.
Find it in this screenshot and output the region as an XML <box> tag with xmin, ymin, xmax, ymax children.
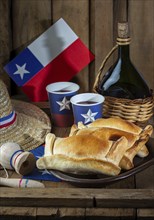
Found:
<box><xmin>118</xmin><ymin>44</ymin><xmax>130</xmax><ymax>61</ymax></box>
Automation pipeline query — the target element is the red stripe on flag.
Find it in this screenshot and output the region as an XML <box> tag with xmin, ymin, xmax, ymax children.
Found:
<box><xmin>22</xmin><ymin>39</ymin><xmax>94</xmax><ymax>102</ymax></box>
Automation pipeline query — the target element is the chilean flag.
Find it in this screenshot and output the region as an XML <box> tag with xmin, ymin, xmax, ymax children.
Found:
<box><xmin>4</xmin><ymin>18</ymin><xmax>94</xmax><ymax>102</ymax></box>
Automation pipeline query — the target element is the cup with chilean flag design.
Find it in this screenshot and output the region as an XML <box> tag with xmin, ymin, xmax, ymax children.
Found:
<box><xmin>46</xmin><ymin>82</ymin><xmax>80</xmax><ymax>127</ymax></box>
<box><xmin>70</xmin><ymin>93</ymin><xmax>105</xmax><ymax>125</ymax></box>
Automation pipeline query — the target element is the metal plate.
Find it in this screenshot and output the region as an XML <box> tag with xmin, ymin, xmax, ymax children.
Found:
<box><xmin>50</xmin><ymin>138</ymin><xmax>154</xmax><ymax>188</ymax></box>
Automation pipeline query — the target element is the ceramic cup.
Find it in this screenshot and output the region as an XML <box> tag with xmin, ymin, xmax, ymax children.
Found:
<box><xmin>46</xmin><ymin>82</ymin><xmax>80</xmax><ymax>127</ymax></box>
<box><xmin>70</xmin><ymin>93</ymin><xmax>105</xmax><ymax>125</ymax></box>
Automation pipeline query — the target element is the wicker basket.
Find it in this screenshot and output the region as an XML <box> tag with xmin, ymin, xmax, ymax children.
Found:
<box><xmin>93</xmin><ymin>45</ymin><xmax>154</xmax><ymax>126</ymax></box>
<box><xmin>102</xmin><ymin>96</ymin><xmax>154</xmax><ymax>126</ymax></box>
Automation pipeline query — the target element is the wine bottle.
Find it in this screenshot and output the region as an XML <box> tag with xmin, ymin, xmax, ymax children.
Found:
<box><xmin>98</xmin><ymin>22</ymin><xmax>151</xmax><ymax>99</ymax></box>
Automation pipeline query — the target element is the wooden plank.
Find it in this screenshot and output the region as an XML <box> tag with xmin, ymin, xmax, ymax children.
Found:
<box><xmin>0</xmin><ymin>217</ymin><xmax>31</xmax><ymax>220</ymax></box>
<box><xmin>0</xmin><ymin>207</ymin><xmax>85</xmax><ymax>218</ymax></box>
<box><xmin>94</xmin><ymin>189</ymin><xmax>154</xmax><ymax>208</ymax></box>
<box><xmin>42</xmin><ymin>178</ymin><xmax>75</xmax><ymax>188</ymax></box>
<box><xmin>2</xmin><ymin>207</ymin><xmax>153</xmax><ymax>219</ymax></box>
<box><xmin>86</xmin><ymin>208</ymin><xmax>135</xmax><ymax>218</ymax></box>
<box><xmin>137</xmin><ymin>208</ymin><xmax>154</xmax><ymax>218</ymax></box>
<box><xmin>11</xmin><ymin>0</ymin><xmax>52</xmax><ymax>95</ymax></box>
<box><xmin>0</xmin><ymin>0</ymin><xmax>11</xmax><ymax>88</ymax></box>
<box><xmin>0</xmin><ymin>187</ymin><xmax>94</xmax><ymax>208</ymax></box>
<box><xmin>0</xmin><ymin>206</ymin><xmax>36</xmax><ymax>216</ymax></box>
<box><xmin>1</xmin><ymin>188</ymin><xmax>154</xmax><ymax>208</ymax></box>
<box><xmin>135</xmin><ymin>165</ymin><xmax>154</xmax><ymax>219</ymax></box>
<box><xmin>12</xmin><ymin>0</ymin><xmax>52</xmax><ymax>50</ymax></box>
<box><xmin>106</xmin><ymin>162</ymin><xmax>135</xmax><ymax>217</ymax></box>
<box><xmin>0</xmin><ymin>207</ymin><xmax>136</xmax><ymax>218</ymax></box>
<box><xmin>135</xmin><ymin>166</ymin><xmax>154</xmax><ymax>189</ymax></box>
<box><xmin>89</xmin><ymin>0</ymin><xmax>113</xmax><ymax>91</ymax></box>
<box><xmin>106</xmin><ymin>176</ymin><xmax>135</xmax><ymax>189</ymax></box>
<box><xmin>129</xmin><ymin>0</ymin><xmax>154</xmax><ymax>92</ymax></box>
<box><xmin>113</xmin><ymin>0</ymin><xmax>128</xmax><ymax>21</ymax></box>
<box><xmin>37</xmin><ymin>207</ymin><xmax>58</xmax><ymax>217</ymax></box>
<box><xmin>54</xmin><ymin>207</ymin><xmax>85</xmax><ymax>218</ymax></box>
<box><xmin>37</xmin><ymin>207</ymin><xmax>85</xmax><ymax>218</ymax></box>
<box><xmin>52</xmin><ymin>0</ymin><xmax>90</xmax><ymax>92</ymax></box>
<box><xmin>113</xmin><ymin>0</ymin><xmax>128</xmax><ymax>43</ymax></box>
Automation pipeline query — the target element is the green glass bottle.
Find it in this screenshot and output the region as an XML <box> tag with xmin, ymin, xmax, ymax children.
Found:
<box><xmin>98</xmin><ymin>22</ymin><xmax>151</xmax><ymax>99</ymax></box>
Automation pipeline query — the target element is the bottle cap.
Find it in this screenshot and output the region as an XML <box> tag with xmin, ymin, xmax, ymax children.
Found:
<box><xmin>118</xmin><ymin>22</ymin><xmax>129</xmax><ymax>38</ymax></box>
<box><xmin>117</xmin><ymin>22</ymin><xmax>131</xmax><ymax>45</ymax></box>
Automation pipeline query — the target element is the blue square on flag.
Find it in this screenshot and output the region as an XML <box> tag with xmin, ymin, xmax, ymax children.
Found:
<box><xmin>4</xmin><ymin>48</ymin><xmax>43</xmax><ymax>87</ymax></box>
<box><xmin>23</xmin><ymin>145</ymin><xmax>61</xmax><ymax>182</ymax></box>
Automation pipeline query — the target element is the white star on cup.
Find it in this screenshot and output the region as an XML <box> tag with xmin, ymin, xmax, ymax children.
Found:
<box><xmin>56</xmin><ymin>97</ymin><xmax>70</xmax><ymax>111</ymax></box>
<box><xmin>13</xmin><ymin>63</ymin><xmax>30</xmax><ymax>80</ymax></box>
<box><xmin>81</xmin><ymin>109</ymin><xmax>98</xmax><ymax>124</ymax></box>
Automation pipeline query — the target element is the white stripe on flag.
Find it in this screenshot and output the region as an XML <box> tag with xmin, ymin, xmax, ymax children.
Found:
<box><xmin>28</xmin><ymin>18</ymin><xmax>78</xmax><ymax>66</ymax></box>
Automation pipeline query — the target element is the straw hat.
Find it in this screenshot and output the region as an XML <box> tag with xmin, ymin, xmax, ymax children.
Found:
<box><xmin>0</xmin><ymin>80</ymin><xmax>51</xmax><ymax>151</ymax></box>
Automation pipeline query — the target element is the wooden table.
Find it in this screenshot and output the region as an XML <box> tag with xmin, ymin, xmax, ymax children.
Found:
<box><xmin>0</xmin><ymin>120</ymin><xmax>154</xmax><ymax>220</ymax></box>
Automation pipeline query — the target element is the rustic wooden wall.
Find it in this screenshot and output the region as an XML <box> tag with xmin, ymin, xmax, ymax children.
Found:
<box><xmin>0</xmin><ymin>0</ymin><xmax>154</xmax><ymax>97</ymax></box>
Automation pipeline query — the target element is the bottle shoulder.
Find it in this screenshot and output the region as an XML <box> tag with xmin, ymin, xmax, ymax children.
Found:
<box><xmin>99</xmin><ymin>58</ymin><xmax>151</xmax><ymax>99</ymax></box>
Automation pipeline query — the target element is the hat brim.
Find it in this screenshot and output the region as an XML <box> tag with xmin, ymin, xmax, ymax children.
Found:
<box><xmin>0</xmin><ymin>100</ymin><xmax>51</xmax><ymax>151</ymax></box>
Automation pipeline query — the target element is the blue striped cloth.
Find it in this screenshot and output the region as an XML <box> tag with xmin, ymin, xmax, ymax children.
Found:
<box><xmin>23</xmin><ymin>145</ymin><xmax>60</xmax><ymax>182</ymax></box>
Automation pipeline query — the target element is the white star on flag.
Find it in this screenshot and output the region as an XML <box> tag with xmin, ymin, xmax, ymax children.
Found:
<box><xmin>39</xmin><ymin>169</ymin><xmax>52</xmax><ymax>175</ymax></box>
<box><xmin>56</xmin><ymin>97</ymin><xmax>70</xmax><ymax>111</ymax></box>
<box><xmin>81</xmin><ymin>109</ymin><xmax>98</xmax><ymax>124</ymax></box>
<box><xmin>36</xmin><ymin>155</ymin><xmax>42</xmax><ymax>159</ymax></box>
<box><xmin>13</xmin><ymin>63</ymin><xmax>30</xmax><ymax>79</ymax></box>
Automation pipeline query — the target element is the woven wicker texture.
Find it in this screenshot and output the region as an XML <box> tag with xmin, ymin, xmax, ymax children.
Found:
<box><xmin>102</xmin><ymin>96</ymin><xmax>154</xmax><ymax>125</ymax></box>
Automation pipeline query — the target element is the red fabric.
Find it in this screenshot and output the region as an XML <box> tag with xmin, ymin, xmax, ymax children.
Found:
<box><xmin>22</xmin><ymin>39</ymin><xmax>94</xmax><ymax>102</ymax></box>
